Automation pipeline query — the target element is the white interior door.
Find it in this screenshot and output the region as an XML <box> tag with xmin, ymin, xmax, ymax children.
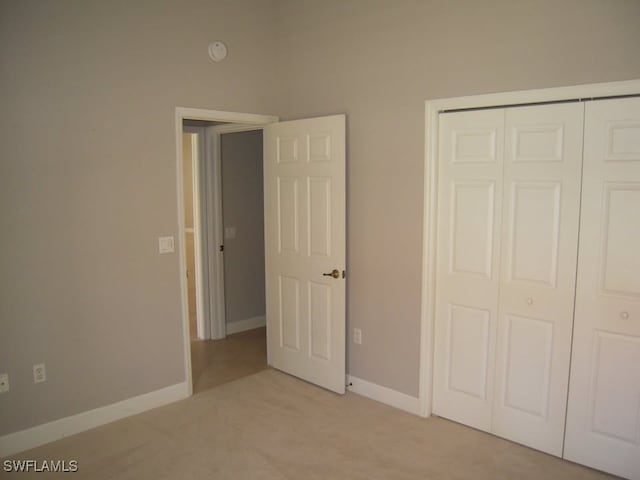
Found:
<box><xmin>564</xmin><ymin>97</ymin><xmax>640</xmax><ymax>479</ymax></box>
<box><xmin>491</xmin><ymin>103</ymin><xmax>584</xmax><ymax>456</ymax></box>
<box><xmin>432</xmin><ymin>109</ymin><xmax>504</xmax><ymax>431</ymax></box>
<box><xmin>264</xmin><ymin>115</ymin><xmax>346</xmax><ymax>394</ymax></box>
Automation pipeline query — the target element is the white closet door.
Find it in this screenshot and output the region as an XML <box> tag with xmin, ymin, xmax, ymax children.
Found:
<box><xmin>491</xmin><ymin>103</ymin><xmax>584</xmax><ymax>456</ymax></box>
<box><xmin>433</xmin><ymin>109</ymin><xmax>504</xmax><ymax>432</ymax></box>
<box><xmin>564</xmin><ymin>97</ymin><xmax>640</xmax><ymax>479</ymax></box>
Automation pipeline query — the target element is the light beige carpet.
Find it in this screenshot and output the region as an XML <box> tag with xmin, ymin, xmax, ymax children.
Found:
<box><xmin>3</xmin><ymin>369</ymin><xmax>617</xmax><ymax>479</ymax></box>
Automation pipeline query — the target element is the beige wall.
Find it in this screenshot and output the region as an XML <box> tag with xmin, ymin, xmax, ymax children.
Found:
<box><xmin>182</xmin><ymin>133</ymin><xmax>197</xmax><ymax>336</ymax></box>
<box><xmin>273</xmin><ymin>0</ymin><xmax>640</xmax><ymax>396</ymax></box>
<box><xmin>221</xmin><ymin>131</ymin><xmax>266</xmax><ymax>325</ymax></box>
<box><xmin>1</xmin><ymin>0</ymin><xmax>640</xmax><ymax>437</ymax></box>
<box><xmin>0</xmin><ymin>0</ymin><xmax>278</xmax><ymax>435</ymax></box>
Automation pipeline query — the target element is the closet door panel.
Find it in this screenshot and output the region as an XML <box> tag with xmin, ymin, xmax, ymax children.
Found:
<box><xmin>492</xmin><ymin>103</ymin><xmax>584</xmax><ymax>456</ymax></box>
<box><xmin>433</xmin><ymin>110</ymin><xmax>504</xmax><ymax>432</ymax></box>
<box><xmin>564</xmin><ymin>97</ymin><xmax>640</xmax><ymax>480</ymax></box>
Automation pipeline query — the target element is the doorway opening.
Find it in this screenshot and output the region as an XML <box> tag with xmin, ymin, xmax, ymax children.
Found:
<box><xmin>175</xmin><ymin>108</ymin><xmax>277</xmax><ymax>396</ymax></box>
<box><xmin>177</xmin><ymin>108</ymin><xmax>347</xmax><ymax>397</ymax></box>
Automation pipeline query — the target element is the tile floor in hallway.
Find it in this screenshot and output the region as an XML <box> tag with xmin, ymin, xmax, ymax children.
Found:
<box><xmin>190</xmin><ymin>326</ymin><xmax>267</xmax><ymax>393</ymax></box>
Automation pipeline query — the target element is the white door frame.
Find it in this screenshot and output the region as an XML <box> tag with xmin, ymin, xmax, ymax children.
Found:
<box><xmin>175</xmin><ymin>107</ymin><xmax>278</xmax><ymax>395</ymax></box>
<box><xmin>419</xmin><ymin>79</ymin><xmax>640</xmax><ymax>417</ymax></box>
<box><xmin>182</xmin><ymin>125</ymin><xmax>206</xmax><ymax>340</ymax></box>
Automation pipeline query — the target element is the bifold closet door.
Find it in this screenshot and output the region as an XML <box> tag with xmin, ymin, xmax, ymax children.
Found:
<box><xmin>432</xmin><ymin>109</ymin><xmax>504</xmax><ymax>432</ymax></box>
<box><xmin>564</xmin><ymin>97</ymin><xmax>640</xmax><ymax>480</ymax></box>
<box><xmin>433</xmin><ymin>103</ymin><xmax>584</xmax><ymax>457</ymax></box>
<box><xmin>491</xmin><ymin>103</ymin><xmax>584</xmax><ymax>456</ymax></box>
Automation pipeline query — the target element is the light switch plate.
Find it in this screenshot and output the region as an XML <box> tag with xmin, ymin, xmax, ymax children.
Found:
<box><xmin>353</xmin><ymin>328</ymin><xmax>362</xmax><ymax>345</ymax></box>
<box><xmin>33</xmin><ymin>363</ymin><xmax>46</xmax><ymax>383</ymax></box>
<box><xmin>224</xmin><ymin>227</ymin><xmax>236</xmax><ymax>239</ymax></box>
<box><xmin>158</xmin><ymin>236</ymin><xmax>175</xmax><ymax>254</ymax></box>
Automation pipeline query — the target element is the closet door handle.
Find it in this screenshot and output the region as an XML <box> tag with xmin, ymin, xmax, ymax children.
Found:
<box><xmin>620</xmin><ymin>311</ymin><xmax>630</xmax><ymax>320</ymax></box>
<box><xmin>526</xmin><ymin>297</ymin><xmax>534</xmax><ymax>306</ymax></box>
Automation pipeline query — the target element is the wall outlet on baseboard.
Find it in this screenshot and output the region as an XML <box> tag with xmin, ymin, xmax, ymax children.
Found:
<box><xmin>353</xmin><ymin>328</ymin><xmax>362</xmax><ymax>345</ymax></box>
<box><xmin>0</xmin><ymin>373</ymin><xmax>9</xmax><ymax>393</ymax></box>
<box><xmin>33</xmin><ymin>364</ymin><xmax>46</xmax><ymax>383</ymax></box>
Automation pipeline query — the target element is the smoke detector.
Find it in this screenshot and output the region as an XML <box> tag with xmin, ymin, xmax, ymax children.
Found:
<box><xmin>208</xmin><ymin>42</ymin><xmax>228</xmax><ymax>62</ymax></box>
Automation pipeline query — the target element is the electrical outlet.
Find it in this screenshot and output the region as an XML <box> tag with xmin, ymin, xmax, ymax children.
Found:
<box><xmin>353</xmin><ymin>328</ymin><xmax>362</xmax><ymax>345</ymax></box>
<box><xmin>0</xmin><ymin>373</ymin><xmax>8</xmax><ymax>393</ymax></box>
<box><xmin>224</xmin><ymin>227</ymin><xmax>236</xmax><ymax>239</ymax></box>
<box><xmin>33</xmin><ymin>363</ymin><xmax>46</xmax><ymax>383</ymax></box>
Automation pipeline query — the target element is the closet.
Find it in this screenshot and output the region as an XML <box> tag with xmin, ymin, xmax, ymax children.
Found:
<box><xmin>432</xmin><ymin>96</ymin><xmax>640</xmax><ymax>479</ymax></box>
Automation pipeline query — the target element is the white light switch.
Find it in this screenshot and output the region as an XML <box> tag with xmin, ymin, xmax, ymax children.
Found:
<box><xmin>33</xmin><ymin>363</ymin><xmax>46</xmax><ymax>383</ymax></box>
<box><xmin>224</xmin><ymin>227</ymin><xmax>236</xmax><ymax>239</ymax></box>
<box><xmin>158</xmin><ymin>236</ymin><xmax>175</xmax><ymax>254</ymax></box>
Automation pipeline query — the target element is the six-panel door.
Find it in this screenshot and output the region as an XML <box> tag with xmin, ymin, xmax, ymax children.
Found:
<box><xmin>264</xmin><ymin>115</ymin><xmax>346</xmax><ymax>394</ymax></box>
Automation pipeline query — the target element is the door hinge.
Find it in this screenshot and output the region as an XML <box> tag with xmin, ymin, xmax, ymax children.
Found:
<box><xmin>342</xmin><ymin>270</ymin><xmax>346</xmax><ymax>279</ymax></box>
<box><xmin>219</xmin><ymin>245</ymin><xmax>224</xmax><ymax>252</ymax></box>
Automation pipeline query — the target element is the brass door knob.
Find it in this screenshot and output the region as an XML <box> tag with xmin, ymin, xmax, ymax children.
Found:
<box><xmin>323</xmin><ymin>269</ymin><xmax>340</xmax><ymax>279</ymax></box>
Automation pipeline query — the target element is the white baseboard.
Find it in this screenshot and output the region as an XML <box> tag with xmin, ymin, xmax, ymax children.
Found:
<box><xmin>226</xmin><ymin>315</ymin><xmax>266</xmax><ymax>335</ymax></box>
<box><xmin>0</xmin><ymin>382</ymin><xmax>188</xmax><ymax>458</ymax></box>
<box><xmin>346</xmin><ymin>375</ymin><xmax>420</xmax><ymax>415</ymax></box>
